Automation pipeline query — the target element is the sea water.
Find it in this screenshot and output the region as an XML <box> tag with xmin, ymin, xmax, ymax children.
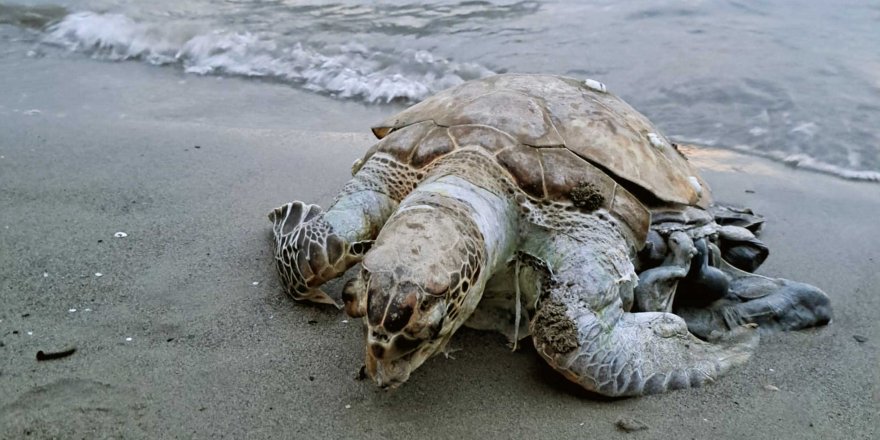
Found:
<box><xmin>1</xmin><ymin>0</ymin><xmax>878</xmax><ymax>180</ymax></box>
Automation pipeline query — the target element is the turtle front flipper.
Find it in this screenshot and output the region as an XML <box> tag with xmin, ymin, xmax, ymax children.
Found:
<box><xmin>675</xmin><ymin>252</ymin><xmax>832</xmax><ymax>339</ymax></box>
<box><xmin>524</xmin><ymin>220</ymin><xmax>758</xmax><ymax>397</ymax></box>
<box><xmin>268</xmin><ymin>153</ymin><xmax>423</xmax><ymax>305</ymax></box>
<box><xmin>268</xmin><ymin>201</ymin><xmax>373</xmax><ymax>305</ymax></box>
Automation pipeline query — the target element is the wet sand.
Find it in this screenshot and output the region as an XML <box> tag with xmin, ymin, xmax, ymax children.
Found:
<box><xmin>1</xmin><ymin>57</ymin><xmax>878</xmax><ymax>439</ymax></box>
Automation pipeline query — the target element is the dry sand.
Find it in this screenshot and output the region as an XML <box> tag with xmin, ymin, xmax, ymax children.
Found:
<box><xmin>1</xmin><ymin>57</ymin><xmax>878</xmax><ymax>439</ymax></box>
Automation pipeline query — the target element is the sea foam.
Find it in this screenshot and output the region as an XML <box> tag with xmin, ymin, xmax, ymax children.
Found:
<box><xmin>38</xmin><ymin>11</ymin><xmax>880</xmax><ymax>182</ymax></box>
<box><xmin>45</xmin><ymin>11</ymin><xmax>494</xmax><ymax>103</ymax></box>
<box><xmin>674</xmin><ymin>135</ymin><xmax>880</xmax><ymax>182</ymax></box>
<box><xmin>730</xmin><ymin>145</ymin><xmax>880</xmax><ymax>182</ymax></box>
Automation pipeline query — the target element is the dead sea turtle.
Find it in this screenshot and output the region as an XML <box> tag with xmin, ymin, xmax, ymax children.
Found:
<box><xmin>268</xmin><ymin>74</ymin><xmax>831</xmax><ymax>396</ymax></box>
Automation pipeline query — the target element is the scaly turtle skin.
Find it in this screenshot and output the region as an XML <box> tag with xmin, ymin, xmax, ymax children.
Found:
<box><xmin>268</xmin><ymin>74</ymin><xmax>832</xmax><ymax>396</ymax></box>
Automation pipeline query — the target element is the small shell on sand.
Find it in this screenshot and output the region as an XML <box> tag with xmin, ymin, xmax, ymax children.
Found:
<box><xmin>114</xmin><ymin>232</ymin><xmax>128</xmax><ymax>238</ymax></box>
<box><xmin>95</xmin><ymin>272</ymin><xmax>103</xmax><ymax>277</ymax></box>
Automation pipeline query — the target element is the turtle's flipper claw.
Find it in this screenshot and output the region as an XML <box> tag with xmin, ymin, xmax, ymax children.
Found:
<box><xmin>302</xmin><ymin>288</ymin><xmax>342</xmax><ymax>309</ymax></box>
<box><xmin>441</xmin><ymin>346</ymin><xmax>462</xmax><ymax>360</ymax></box>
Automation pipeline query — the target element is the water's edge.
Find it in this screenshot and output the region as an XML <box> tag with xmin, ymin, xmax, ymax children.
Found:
<box><xmin>1</xmin><ymin>4</ymin><xmax>877</xmax><ymax>182</ymax></box>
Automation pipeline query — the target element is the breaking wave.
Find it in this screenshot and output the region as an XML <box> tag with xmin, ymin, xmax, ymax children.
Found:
<box><xmin>673</xmin><ymin>136</ymin><xmax>880</xmax><ymax>182</ymax></box>
<box><xmin>15</xmin><ymin>7</ymin><xmax>879</xmax><ymax>182</ymax></box>
<box><xmin>44</xmin><ymin>11</ymin><xmax>494</xmax><ymax>103</ymax></box>
<box><xmin>728</xmin><ymin>145</ymin><xmax>880</xmax><ymax>182</ymax></box>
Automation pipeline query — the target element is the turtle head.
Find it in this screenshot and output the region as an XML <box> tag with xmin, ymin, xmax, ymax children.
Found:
<box><xmin>342</xmin><ymin>204</ymin><xmax>485</xmax><ymax>388</ymax></box>
<box><xmin>343</xmin><ymin>268</ymin><xmax>448</xmax><ymax>388</ymax></box>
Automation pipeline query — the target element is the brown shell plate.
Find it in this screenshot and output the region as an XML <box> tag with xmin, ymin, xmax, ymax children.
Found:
<box><xmin>372</xmin><ymin>74</ymin><xmax>711</xmax><ymax>208</ymax></box>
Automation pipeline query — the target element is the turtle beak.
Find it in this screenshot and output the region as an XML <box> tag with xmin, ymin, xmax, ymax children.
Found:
<box><xmin>365</xmin><ymin>349</ymin><xmax>412</xmax><ymax>389</ymax></box>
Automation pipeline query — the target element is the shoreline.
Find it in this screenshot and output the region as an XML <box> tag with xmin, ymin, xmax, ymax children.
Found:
<box><xmin>1</xmin><ymin>56</ymin><xmax>878</xmax><ymax>439</ymax></box>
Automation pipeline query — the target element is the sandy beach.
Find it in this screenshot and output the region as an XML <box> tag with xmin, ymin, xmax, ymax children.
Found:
<box><xmin>1</xmin><ymin>56</ymin><xmax>878</xmax><ymax>439</ymax></box>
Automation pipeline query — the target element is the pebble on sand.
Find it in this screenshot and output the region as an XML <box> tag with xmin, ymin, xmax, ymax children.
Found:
<box><xmin>615</xmin><ymin>417</ymin><xmax>649</xmax><ymax>432</ymax></box>
<box><xmin>68</xmin><ymin>308</ymin><xmax>76</xmax><ymax>313</ymax></box>
<box><xmin>252</xmin><ymin>281</ymin><xmax>259</xmax><ymax>286</ymax></box>
<box><xmin>95</xmin><ymin>272</ymin><xmax>103</xmax><ymax>277</ymax></box>
<box><xmin>764</xmin><ymin>384</ymin><xmax>780</xmax><ymax>391</ymax></box>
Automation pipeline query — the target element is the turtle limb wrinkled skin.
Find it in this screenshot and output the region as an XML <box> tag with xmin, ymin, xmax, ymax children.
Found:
<box><xmin>268</xmin><ymin>74</ymin><xmax>832</xmax><ymax>396</ymax></box>
<box><xmin>522</xmin><ymin>218</ymin><xmax>757</xmax><ymax>396</ymax></box>
<box><xmin>268</xmin><ymin>155</ymin><xmax>423</xmax><ymax>305</ymax></box>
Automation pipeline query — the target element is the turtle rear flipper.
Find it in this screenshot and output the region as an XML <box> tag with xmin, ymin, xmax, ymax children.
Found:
<box><xmin>526</xmin><ymin>222</ymin><xmax>758</xmax><ymax>397</ymax></box>
<box><xmin>675</xmin><ymin>256</ymin><xmax>832</xmax><ymax>339</ymax></box>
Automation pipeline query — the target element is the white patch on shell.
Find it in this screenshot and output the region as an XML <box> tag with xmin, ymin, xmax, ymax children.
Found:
<box><xmin>687</xmin><ymin>176</ymin><xmax>703</xmax><ymax>197</ymax></box>
<box><xmin>647</xmin><ymin>132</ymin><xmax>670</xmax><ymax>150</ymax></box>
<box><xmin>583</xmin><ymin>78</ymin><xmax>607</xmax><ymax>93</ymax></box>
